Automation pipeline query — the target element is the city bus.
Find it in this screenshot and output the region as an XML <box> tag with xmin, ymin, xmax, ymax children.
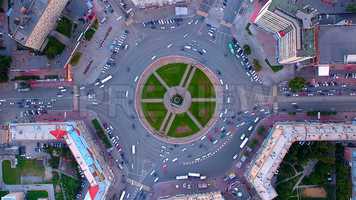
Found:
<box><xmin>119</xmin><ymin>190</ymin><xmax>126</xmax><ymax>200</ymax></box>
<box><xmin>240</xmin><ymin>138</ymin><xmax>249</xmax><ymax>149</ymax></box>
<box><xmin>101</xmin><ymin>75</ymin><xmax>113</xmax><ymax>84</ymax></box>
<box><xmin>188</xmin><ymin>172</ymin><xmax>201</xmax><ymax>178</ymax></box>
<box><xmin>176</xmin><ymin>175</ymin><xmax>188</xmax><ymax>180</ymax></box>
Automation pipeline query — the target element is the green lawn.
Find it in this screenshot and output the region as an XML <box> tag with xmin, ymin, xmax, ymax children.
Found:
<box><xmin>56</xmin><ymin>17</ymin><xmax>73</xmax><ymax>37</ymax></box>
<box><xmin>26</xmin><ymin>190</ymin><xmax>48</xmax><ymax>200</ymax></box>
<box><xmin>189</xmin><ymin>102</ymin><xmax>216</xmax><ymax>126</ymax></box>
<box><xmin>2</xmin><ymin>157</ymin><xmax>45</xmax><ymax>185</ymax></box>
<box><xmin>44</xmin><ymin>37</ymin><xmax>65</xmax><ymax>59</ymax></box>
<box><xmin>141</xmin><ymin>75</ymin><xmax>166</xmax><ymax>98</ymax></box>
<box><xmin>188</xmin><ymin>68</ymin><xmax>216</xmax><ymax>98</ymax></box>
<box><xmin>60</xmin><ymin>174</ymin><xmax>80</xmax><ymax>200</ymax></box>
<box><xmin>156</xmin><ymin>63</ymin><xmax>188</xmax><ymax>87</ymax></box>
<box><xmin>142</xmin><ymin>103</ymin><xmax>167</xmax><ymax>131</ymax></box>
<box><xmin>168</xmin><ymin>113</ymin><xmax>200</xmax><ymax>138</ymax></box>
<box><xmin>84</xmin><ymin>28</ymin><xmax>96</xmax><ymax>41</ymax></box>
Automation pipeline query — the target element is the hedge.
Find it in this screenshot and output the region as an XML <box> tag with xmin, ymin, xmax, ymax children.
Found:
<box><xmin>91</xmin><ymin>119</ymin><xmax>112</xmax><ymax>148</ymax></box>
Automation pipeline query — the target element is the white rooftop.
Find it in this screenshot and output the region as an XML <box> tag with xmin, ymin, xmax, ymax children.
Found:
<box><xmin>9</xmin><ymin>122</ymin><xmax>65</xmax><ymax>141</ymax></box>
<box><xmin>246</xmin><ymin>122</ymin><xmax>356</xmax><ymax>200</ymax></box>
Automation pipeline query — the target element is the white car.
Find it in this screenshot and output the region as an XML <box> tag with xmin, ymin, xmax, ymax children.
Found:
<box><xmin>151</xmin><ymin>56</ymin><xmax>157</xmax><ymax>60</ymax></box>
<box><xmin>167</xmin><ymin>43</ymin><xmax>173</xmax><ymax>48</ymax></box>
<box><xmin>134</xmin><ymin>76</ymin><xmax>139</xmax><ymax>82</ymax></box>
<box><xmin>233</xmin><ymin>154</ymin><xmax>238</xmax><ymax>160</ymax></box>
<box><xmin>240</xmin><ymin>134</ymin><xmax>246</xmax><ymax>140</ymax></box>
<box><xmin>219</xmin><ymin>79</ymin><xmax>224</xmax><ymax>85</ymax></box>
<box><xmin>172</xmin><ymin>158</ymin><xmax>178</xmax><ymax>162</ymax></box>
<box><xmin>154</xmin><ymin>177</ymin><xmax>159</xmax><ymax>183</ymax></box>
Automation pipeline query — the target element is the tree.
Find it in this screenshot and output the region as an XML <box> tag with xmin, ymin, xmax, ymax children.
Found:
<box><xmin>248</xmin><ymin>139</ymin><xmax>259</xmax><ymax>149</ymax></box>
<box><xmin>44</xmin><ymin>37</ymin><xmax>65</xmax><ymax>59</ymax></box>
<box><xmin>253</xmin><ymin>59</ymin><xmax>262</xmax><ymax>71</ymax></box>
<box><xmin>243</xmin><ymin>44</ymin><xmax>251</xmax><ymax>55</ymax></box>
<box><xmin>288</xmin><ymin>77</ymin><xmax>306</xmax><ymax>92</ymax></box>
<box><xmin>346</xmin><ymin>3</ymin><xmax>356</xmax><ymax>13</ymax></box>
<box><xmin>0</xmin><ymin>55</ymin><xmax>12</xmax><ymax>82</ymax></box>
<box><xmin>257</xmin><ymin>126</ymin><xmax>266</xmax><ymax>136</ymax></box>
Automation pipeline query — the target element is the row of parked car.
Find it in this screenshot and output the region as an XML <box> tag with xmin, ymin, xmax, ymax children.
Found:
<box><xmin>110</xmin><ymin>30</ymin><xmax>129</xmax><ymax>53</ymax></box>
<box><xmin>231</xmin><ymin>39</ymin><xmax>262</xmax><ymax>84</ymax></box>
<box><xmin>103</xmin><ymin>123</ymin><xmax>122</xmax><ymax>152</ymax></box>
<box><xmin>142</xmin><ymin>17</ymin><xmax>183</xmax><ymax>28</ymax></box>
<box><xmin>101</xmin><ymin>56</ymin><xmax>116</xmax><ymax>74</ymax></box>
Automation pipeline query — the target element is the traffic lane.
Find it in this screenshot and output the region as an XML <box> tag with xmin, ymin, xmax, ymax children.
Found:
<box><xmin>107</xmin><ymin>29</ymin><xmax>253</xmax><ymax>88</ymax></box>
<box><xmin>84</xmin><ymin>103</ymin><xmax>166</xmax><ymax>175</ymax></box>
<box><xmin>279</xmin><ymin>101</ymin><xmax>356</xmax><ymax>112</ymax></box>
<box><xmin>223</xmin><ymin>0</ymin><xmax>243</xmax><ymax>22</ymax></box>
<box><xmin>148</xmin><ymin>114</ymin><xmax>266</xmax><ymax>183</ymax></box>
<box><xmin>0</xmin><ymin>87</ymin><xmax>72</xmax><ymax>99</ymax></box>
<box><xmin>278</xmin><ymin>96</ymin><xmax>356</xmax><ymax>112</ymax></box>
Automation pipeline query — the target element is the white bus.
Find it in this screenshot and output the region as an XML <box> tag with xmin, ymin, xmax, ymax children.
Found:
<box><xmin>119</xmin><ymin>191</ymin><xmax>126</xmax><ymax>200</ymax></box>
<box><xmin>132</xmin><ymin>145</ymin><xmax>136</xmax><ymax>155</ymax></box>
<box><xmin>101</xmin><ymin>75</ymin><xmax>113</xmax><ymax>84</ymax></box>
<box><xmin>240</xmin><ymin>138</ymin><xmax>249</xmax><ymax>149</ymax></box>
<box><xmin>188</xmin><ymin>172</ymin><xmax>201</xmax><ymax>178</ymax></box>
<box><xmin>176</xmin><ymin>175</ymin><xmax>188</xmax><ymax>180</ymax></box>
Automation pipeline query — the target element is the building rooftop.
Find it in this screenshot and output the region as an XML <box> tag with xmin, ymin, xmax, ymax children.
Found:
<box><xmin>9</xmin><ymin>0</ymin><xmax>69</xmax><ymax>50</ymax></box>
<box><xmin>9</xmin><ymin>122</ymin><xmax>63</xmax><ymax>141</ymax></box>
<box><xmin>246</xmin><ymin>122</ymin><xmax>356</xmax><ymax>200</ymax></box>
<box><xmin>9</xmin><ymin>121</ymin><xmax>112</xmax><ymax>200</ymax></box>
<box><xmin>318</xmin><ymin>25</ymin><xmax>356</xmax><ymax>64</ymax></box>
<box><xmin>269</xmin><ymin>0</ymin><xmax>355</xmax><ymax>16</ymax></box>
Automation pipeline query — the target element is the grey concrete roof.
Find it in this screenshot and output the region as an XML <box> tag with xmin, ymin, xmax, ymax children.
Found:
<box><xmin>318</xmin><ymin>25</ymin><xmax>356</xmax><ymax>64</ymax></box>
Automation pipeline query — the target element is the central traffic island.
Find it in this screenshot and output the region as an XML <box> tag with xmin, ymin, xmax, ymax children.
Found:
<box><xmin>135</xmin><ymin>56</ymin><xmax>223</xmax><ymax>143</ymax></box>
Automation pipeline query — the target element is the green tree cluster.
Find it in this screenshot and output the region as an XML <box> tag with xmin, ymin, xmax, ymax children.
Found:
<box><xmin>0</xmin><ymin>55</ymin><xmax>12</xmax><ymax>82</ymax></box>
<box><xmin>288</xmin><ymin>77</ymin><xmax>306</xmax><ymax>92</ymax></box>
<box><xmin>243</xmin><ymin>44</ymin><xmax>251</xmax><ymax>55</ymax></box>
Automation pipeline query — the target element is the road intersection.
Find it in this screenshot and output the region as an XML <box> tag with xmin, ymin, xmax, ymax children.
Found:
<box><xmin>2</xmin><ymin>0</ymin><xmax>356</xmax><ymax>199</ymax></box>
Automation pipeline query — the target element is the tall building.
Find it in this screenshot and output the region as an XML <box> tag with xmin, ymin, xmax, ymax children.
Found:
<box><xmin>252</xmin><ymin>0</ymin><xmax>315</xmax><ymax>64</ymax></box>
<box><xmin>9</xmin><ymin>0</ymin><xmax>69</xmax><ymax>50</ymax></box>
<box><xmin>8</xmin><ymin>121</ymin><xmax>113</xmax><ymax>200</ymax></box>
<box><xmin>246</xmin><ymin>122</ymin><xmax>356</xmax><ymax>200</ymax></box>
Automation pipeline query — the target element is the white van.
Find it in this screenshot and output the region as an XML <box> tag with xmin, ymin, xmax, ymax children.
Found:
<box><xmin>132</xmin><ymin>145</ymin><xmax>136</xmax><ymax>155</ymax></box>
